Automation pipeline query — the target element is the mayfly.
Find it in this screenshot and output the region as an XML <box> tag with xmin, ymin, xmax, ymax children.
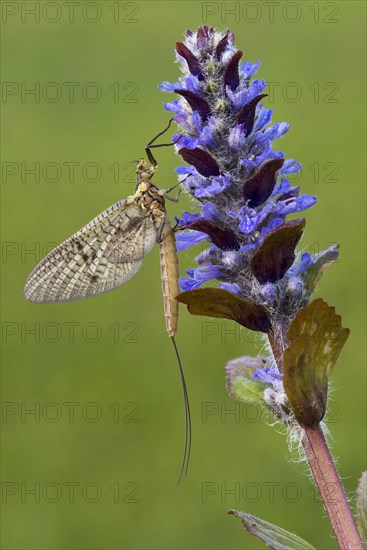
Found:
<box><xmin>24</xmin><ymin>120</ymin><xmax>191</xmax><ymax>482</ymax></box>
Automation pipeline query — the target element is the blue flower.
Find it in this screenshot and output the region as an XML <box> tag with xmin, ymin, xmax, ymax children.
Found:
<box><xmin>176</xmin><ymin>230</ymin><xmax>207</xmax><ymax>251</ymax></box>
<box><xmin>253</xmin><ymin>367</ymin><xmax>283</xmax><ymax>385</ymax></box>
<box><xmin>160</xmin><ymin>26</ymin><xmax>337</xmax><ymax>330</ymax></box>
<box><xmin>180</xmin><ymin>265</ymin><xmax>223</xmax><ymax>290</ymax></box>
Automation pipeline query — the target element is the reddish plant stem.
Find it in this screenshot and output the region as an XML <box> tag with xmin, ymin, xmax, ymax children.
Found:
<box><xmin>302</xmin><ymin>426</ymin><xmax>363</xmax><ymax>549</ymax></box>
<box><xmin>268</xmin><ymin>332</ymin><xmax>363</xmax><ymax>550</ymax></box>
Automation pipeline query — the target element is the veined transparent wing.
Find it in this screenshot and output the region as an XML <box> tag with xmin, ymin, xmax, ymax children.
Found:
<box><xmin>24</xmin><ymin>199</ymin><xmax>157</xmax><ymax>303</ymax></box>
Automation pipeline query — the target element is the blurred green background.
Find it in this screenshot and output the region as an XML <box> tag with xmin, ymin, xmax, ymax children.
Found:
<box><xmin>1</xmin><ymin>1</ymin><xmax>366</xmax><ymax>548</ymax></box>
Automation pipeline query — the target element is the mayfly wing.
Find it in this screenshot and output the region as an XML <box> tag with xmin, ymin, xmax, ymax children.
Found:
<box><xmin>24</xmin><ymin>199</ymin><xmax>157</xmax><ymax>303</ymax></box>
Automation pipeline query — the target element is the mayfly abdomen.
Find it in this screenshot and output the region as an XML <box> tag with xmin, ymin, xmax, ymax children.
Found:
<box><xmin>159</xmin><ymin>215</ymin><xmax>179</xmax><ymax>338</ymax></box>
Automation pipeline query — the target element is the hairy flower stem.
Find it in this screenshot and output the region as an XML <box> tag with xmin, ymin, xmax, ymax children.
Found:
<box><xmin>302</xmin><ymin>426</ymin><xmax>363</xmax><ymax>549</ymax></box>
<box><xmin>268</xmin><ymin>333</ymin><xmax>363</xmax><ymax>549</ymax></box>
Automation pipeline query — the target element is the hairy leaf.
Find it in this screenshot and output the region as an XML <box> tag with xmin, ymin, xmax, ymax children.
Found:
<box><xmin>283</xmin><ymin>298</ymin><xmax>350</xmax><ymax>427</ymax></box>
<box><xmin>303</xmin><ymin>245</ymin><xmax>339</xmax><ymax>293</ymax></box>
<box><xmin>226</xmin><ymin>356</ymin><xmax>268</xmax><ymax>404</ymax></box>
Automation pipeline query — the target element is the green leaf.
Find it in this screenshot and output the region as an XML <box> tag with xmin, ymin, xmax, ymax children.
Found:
<box><xmin>229</xmin><ymin>509</ymin><xmax>316</xmax><ymax>549</ymax></box>
<box><xmin>283</xmin><ymin>298</ymin><xmax>350</xmax><ymax>427</ymax></box>
<box><xmin>226</xmin><ymin>356</ymin><xmax>268</xmax><ymax>404</ymax></box>
<box><xmin>303</xmin><ymin>245</ymin><xmax>339</xmax><ymax>293</ymax></box>
<box><xmin>356</xmin><ymin>471</ymin><xmax>367</xmax><ymax>544</ymax></box>
<box><xmin>176</xmin><ymin>288</ymin><xmax>271</xmax><ymax>333</ymax></box>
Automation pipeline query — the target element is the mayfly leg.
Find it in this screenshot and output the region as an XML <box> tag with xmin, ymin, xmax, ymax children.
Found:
<box><xmin>164</xmin><ymin>185</ymin><xmax>181</xmax><ymax>203</ymax></box>
<box><xmin>145</xmin><ymin>118</ymin><xmax>181</xmax><ymax>167</ymax></box>
<box><xmin>146</xmin><ymin>121</ymin><xmax>191</xmax><ymax>482</ymax></box>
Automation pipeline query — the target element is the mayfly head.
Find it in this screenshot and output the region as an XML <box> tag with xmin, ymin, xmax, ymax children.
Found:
<box><xmin>136</xmin><ymin>158</ymin><xmax>157</xmax><ymax>181</ymax></box>
<box><xmin>136</xmin><ymin>157</ymin><xmax>148</xmax><ymax>172</ymax></box>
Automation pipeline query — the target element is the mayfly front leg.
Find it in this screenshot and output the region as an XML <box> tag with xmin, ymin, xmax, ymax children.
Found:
<box><xmin>145</xmin><ymin>118</ymin><xmax>175</xmax><ymax>167</ymax></box>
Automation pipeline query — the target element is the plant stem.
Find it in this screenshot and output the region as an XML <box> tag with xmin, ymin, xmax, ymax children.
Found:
<box><xmin>268</xmin><ymin>332</ymin><xmax>364</xmax><ymax>549</ymax></box>
<box><xmin>302</xmin><ymin>426</ymin><xmax>363</xmax><ymax>549</ymax></box>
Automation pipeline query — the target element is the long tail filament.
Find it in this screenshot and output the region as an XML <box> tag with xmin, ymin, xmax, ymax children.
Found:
<box><xmin>171</xmin><ymin>336</ymin><xmax>191</xmax><ymax>484</ymax></box>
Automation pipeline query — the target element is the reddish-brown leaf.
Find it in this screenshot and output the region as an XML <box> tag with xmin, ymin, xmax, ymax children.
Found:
<box><xmin>176</xmin><ymin>288</ymin><xmax>271</xmax><ymax>333</ymax></box>
<box><xmin>237</xmin><ymin>94</ymin><xmax>268</xmax><ymax>136</ymax></box>
<box><xmin>175</xmin><ymin>41</ymin><xmax>203</xmax><ymax>80</ymax></box>
<box><xmin>215</xmin><ymin>31</ymin><xmax>229</xmax><ymax>60</ymax></box>
<box><xmin>174</xmin><ymin>90</ymin><xmax>211</xmax><ymax>121</ymax></box>
<box><xmin>243</xmin><ymin>158</ymin><xmax>284</xmax><ymax>208</ymax></box>
<box><xmin>224</xmin><ymin>51</ymin><xmax>243</xmax><ymax>90</ymax></box>
<box><xmin>179</xmin><ymin>147</ymin><xmax>220</xmax><ymax>177</ymax></box>
<box><xmin>250</xmin><ymin>219</ymin><xmax>306</xmax><ymax>283</ymax></box>
<box><xmin>179</xmin><ymin>220</ymin><xmax>239</xmax><ymax>250</ymax></box>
